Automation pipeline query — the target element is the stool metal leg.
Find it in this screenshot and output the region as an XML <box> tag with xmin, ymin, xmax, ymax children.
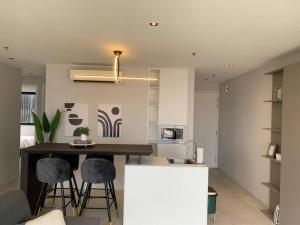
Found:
<box><xmin>104</xmin><ymin>182</ymin><xmax>112</xmax><ymax>224</ymax></box>
<box><xmin>52</xmin><ymin>183</ymin><xmax>57</xmax><ymax>205</ymax></box>
<box><xmin>69</xmin><ymin>180</ymin><xmax>77</xmax><ymax>216</ymax></box>
<box><xmin>60</xmin><ymin>182</ymin><xmax>67</xmax><ymax>216</ymax></box>
<box><xmin>77</xmin><ymin>181</ymin><xmax>85</xmax><ymax>207</ymax></box>
<box><xmin>34</xmin><ymin>183</ymin><xmax>47</xmax><ymax>215</ymax></box>
<box><xmin>72</xmin><ymin>173</ymin><xmax>80</xmax><ymax>200</ymax></box>
<box><xmin>79</xmin><ymin>183</ymin><xmax>91</xmax><ymax>216</ymax></box>
<box><xmin>40</xmin><ymin>183</ymin><xmax>48</xmax><ymax>209</ymax></box>
<box><xmin>87</xmin><ymin>183</ymin><xmax>92</xmax><ymax>205</ymax></box>
<box><xmin>109</xmin><ymin>181</ymin><xmax>118</xmax><ymax>210</ymax></box>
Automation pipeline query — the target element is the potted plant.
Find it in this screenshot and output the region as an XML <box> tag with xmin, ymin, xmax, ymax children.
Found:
<box><xmin>80</xmin><ymin>127</ymin><xmax>90</xmax><ymax>141</ymax></box>
<box><xmin>32</xmin><ymin>110</ymin><xmax>62</xmax><ymax>144</ymax></box>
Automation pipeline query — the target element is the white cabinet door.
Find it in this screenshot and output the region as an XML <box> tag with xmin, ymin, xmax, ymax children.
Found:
<box><xmin>158</xmin><ymin>68</ymin><xmax>189</xmax><ymax>125</ymax></box>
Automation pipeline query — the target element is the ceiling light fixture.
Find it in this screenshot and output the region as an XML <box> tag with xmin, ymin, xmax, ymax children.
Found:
<box><xmin>149</xmin><ymin>22</ymin><xmax>159</xmax><ymax>27</ymax></box>
<box><xmin>112</xmin><ymin>50</ymin><xmax>158</xmax><ymax>82</ymax></box>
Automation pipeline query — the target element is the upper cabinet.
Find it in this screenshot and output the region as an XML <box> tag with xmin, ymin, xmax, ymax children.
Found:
<box><xmin>158</xmin><ymin>68</ymin><xmax>189</xmax><ymax>125</ymax></box>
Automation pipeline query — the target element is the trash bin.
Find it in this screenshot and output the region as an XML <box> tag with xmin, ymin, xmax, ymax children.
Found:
<box><xmin>208</xmin><ymin>186</ymin><xmax>217</xmax><ymax>223</ymax></box>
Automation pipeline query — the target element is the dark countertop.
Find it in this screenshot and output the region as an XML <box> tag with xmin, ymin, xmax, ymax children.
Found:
<box><xmin>21</xmin><ymin>143</ymin><xmax>153</xmax><ymax>155</ymax></box>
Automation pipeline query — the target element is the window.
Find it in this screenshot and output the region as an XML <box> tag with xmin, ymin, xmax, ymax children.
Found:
<box><xmin>20</xmin><ymin>92</ymin><xmax>36</xmax><ymax>125</ymax></box>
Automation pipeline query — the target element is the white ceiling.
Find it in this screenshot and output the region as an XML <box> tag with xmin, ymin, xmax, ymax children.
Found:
<box><xmin>0</xmin><ymin>0</ymin><xmax>300</xmax><ymax>82</ymax></box>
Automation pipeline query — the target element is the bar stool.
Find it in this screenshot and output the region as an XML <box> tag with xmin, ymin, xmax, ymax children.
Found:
<box><xmin>53</xmin><ymin>154</ymin><xmax>80</xmax><ymax>203</ymax></box>
<box><xmin>78</xmin><ymin>154</ymin><xmax>114</xmax><ymax>206</ymax></box>
<box><xmin>79</xmin><ymin>158</ymin><xmax>118</xmax><ymax>225</ymax></box>
<box><xmin>35</xmin><ymin>158</ymin><xmax>77</xmax><ymax>216</ymax></box>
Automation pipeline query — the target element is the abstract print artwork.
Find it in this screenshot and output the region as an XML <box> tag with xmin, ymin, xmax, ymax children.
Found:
<box><xmin>64</xmin><ymin>103</ymin><xmax>88</xmax><ymax>137</ymax></box>
<box><xmin>98</xmin><ymin>105</ymin><xmax>122</xmax><ymax>138</ymax></box>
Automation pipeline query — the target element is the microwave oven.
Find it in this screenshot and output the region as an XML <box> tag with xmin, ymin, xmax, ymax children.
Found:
<box><xmin>158</xmin><ymin>125</ymin><xmax>186</xmax><ymax>144</ymax></box>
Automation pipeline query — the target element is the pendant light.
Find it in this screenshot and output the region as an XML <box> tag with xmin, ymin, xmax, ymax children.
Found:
<box><xmin>113</xmin><ymin>50</ymin><xmax>158</xmax><ymax>82</ymax></box>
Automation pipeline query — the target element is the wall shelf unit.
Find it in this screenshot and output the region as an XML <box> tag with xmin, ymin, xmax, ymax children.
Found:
<box><xmin>262</xmin><ymin>128</ymin><xmax>281</xmax><ymax>132</ymax></box>
<box><xmin>263</xmin><ymin>100</ymin><xmax>282</xmax><ymax>103</ymax></box>
<box><xmin>262</xmin><ymin>155</ymin><xmax>281</xmax><ymax>164</ymax></box>
<box><xmin>262</xmin><ymin>68</ymin><xmax>283</xmax><ymax>220</ymax></box>
<box><xmin>147</xmin><ymin>69</ymin><xmax>160</xmax><ymax>155</ymax></box>
<box><xmin>262</xmin><ymin>182</ymin><xmax>280</xmax><ymax>195</ymax></box>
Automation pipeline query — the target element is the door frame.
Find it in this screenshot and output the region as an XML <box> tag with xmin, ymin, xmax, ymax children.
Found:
<box><xmin>194</xmin><ymin>91</ymin><xmax>219</xmax><ymax>168</ymax></box>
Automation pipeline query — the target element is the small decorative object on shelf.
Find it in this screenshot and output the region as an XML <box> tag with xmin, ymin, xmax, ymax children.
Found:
<box><xmin>267</xmin><ymin>143</ymin><xmax>277</xmax><ymax>158</ymax></box>
<box><xmin>70</xmin><ymin>139</ymin><xmax>96</xmax><ymax>147</ymax></box>
<box><xmin>273</xmin><ymin>205</ymin><xmax>280</xmax><ymax>225</ymax></box>
<box><xmin>80</xmin><ymin>127</ymin><xmax>90</xmax><ymax>141</ymax></box>
<box><xmin>275</xmin><ymin>153</ymin><xmax>282</xmax><ymax>161</ymax></box>
<box><xmin>274</xmin><ymin>87</ymin><xmax>282</xmax><ymax>101</ymax></box>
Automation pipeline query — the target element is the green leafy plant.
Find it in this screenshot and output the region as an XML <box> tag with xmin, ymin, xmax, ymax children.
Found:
<box><xmin>32</xmin><ymin>110</ymin><xmax>62</xmax><ymax>144</ymax></box>
<box><xmin>80</xmin><ymin>127</ymin><xmax>90</xmax><ymax>136</ymax></box>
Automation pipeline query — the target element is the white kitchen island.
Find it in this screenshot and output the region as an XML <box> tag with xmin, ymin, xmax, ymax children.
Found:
<box><xmin>123</xmin><ymin>156</ymin><xmax>208</xmax><ymax>225</ymax></box>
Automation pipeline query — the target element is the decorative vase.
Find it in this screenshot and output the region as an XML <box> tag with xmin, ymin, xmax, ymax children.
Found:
<box><xmin>81</xmin><ymin>134</ymin><xmax>88</xmax><ymax>141</ymax></box>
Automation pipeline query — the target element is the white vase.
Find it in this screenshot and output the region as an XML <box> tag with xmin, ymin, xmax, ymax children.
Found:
<box><xmin>81</xmin><ymin>134</ymin><xmax>88</xmax><ymax>141</ymax></box>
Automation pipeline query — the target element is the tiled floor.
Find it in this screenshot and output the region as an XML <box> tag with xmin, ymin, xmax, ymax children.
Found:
<box><xmin>0</xmin><ymin>169</ymin><xmax>274</xmax><ymax>225</ymax></box>
<box><xmin>207</xmin><ymin>169</ymin><xmax>274</xmax><ymax>225</ymax></box>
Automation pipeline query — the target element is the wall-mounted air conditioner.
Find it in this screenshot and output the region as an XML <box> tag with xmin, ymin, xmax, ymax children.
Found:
<box><xmin>70</xmin><ymin>69</ymin><xmax>123</xmax><ymax>83</ymax></box>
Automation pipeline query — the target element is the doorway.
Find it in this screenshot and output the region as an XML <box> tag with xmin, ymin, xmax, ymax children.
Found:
<box><xmin>194</xmin><ymin>92</ymin><xmax>218</xmax><ymax>168</ymax></box>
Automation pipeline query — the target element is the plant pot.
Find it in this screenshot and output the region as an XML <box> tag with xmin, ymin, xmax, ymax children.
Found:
<box><xmin>81</xmin><ymin>134</ymin><xmax>88</xmax><ymax>141</ymax></box>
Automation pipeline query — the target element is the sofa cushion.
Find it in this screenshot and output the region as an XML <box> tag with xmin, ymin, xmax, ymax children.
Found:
<box><xmin>24</xmin><ymin>209</ymin><xmax>66</xmax><ymax>225</ymax></box>
<box><xmin>0</xmin><ymin>190</ymin><xmax>31</xmax><ymax>225</ymax></box>
<box><xmin>65</xmin><ymin>217</ymin><xmax>101</xmax><ymax>225</ymax></box>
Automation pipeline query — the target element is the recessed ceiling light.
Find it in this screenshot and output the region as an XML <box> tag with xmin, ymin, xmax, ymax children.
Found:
<box><xmin>8</xmin><ymin>57</ymin><xmax>15</xmax><ymax>60</ymax></box>
<box><xmin>149</xmin><ymin>22</ymin><xmax>159</xmax><ymax>27</ymax></box>
<box><xmin>229</xmin><ymin>64</ymin><xmax>236</xmax><ymax>67</ymax></box>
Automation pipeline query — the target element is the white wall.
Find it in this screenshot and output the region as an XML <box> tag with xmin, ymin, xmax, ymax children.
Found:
<box><xmin>219</xmin><ymin>73</ymin><xmax>272</xmax><ymax>205</ymax></box>
<box><xmin>195</xmin><ymin>82</ymin><xmax>219</xmax><ymax>92</ymax></box>
<box><xmin>158</xmin><ymin>68</ymin><xmax>189</xmax><ymax>125</ymax></box>
<box><xmin>218</xmin><ymin>50</ymin><xmax>300</xmax><ymax>205</ymax></box>
<box><xmin>46</xmin><ymin>64</ymin><xmax>149</xmax><ymax>144</ymax></box>
<box><xmin>0</xmin><ymin>63</ymin><xmax>21</xmax><ymax>186</ymax></box>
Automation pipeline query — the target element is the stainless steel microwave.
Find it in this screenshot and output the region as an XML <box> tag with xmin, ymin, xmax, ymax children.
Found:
<box><xmin>158</xmin><ymin>125</ymin><xmax>186</xmax><ymax>144</ymax></box>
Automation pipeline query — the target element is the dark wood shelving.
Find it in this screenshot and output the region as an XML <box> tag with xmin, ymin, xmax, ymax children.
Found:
<box><xmin>262</xmin><ymin>155</ymin><xmax>281</xmax><ymax>164</ymax></box>
<box><xmin>262</xmin><ymin>182</ymin><xmax>280</xmax><ymax>195</ymax></box>
<box><xmin>263</xmin><ymin>100</ymin><xmax>282</xmax><ymax>103</ymax></box>
<box><xmin>265</xmin><ymin>69</ymin><xmax>284</xmax><ymax>75</ymax></box>
<box><xmin>262</xmin><ymin>128</ymin><xmax>281</xmax><ymax>132</ymax></box>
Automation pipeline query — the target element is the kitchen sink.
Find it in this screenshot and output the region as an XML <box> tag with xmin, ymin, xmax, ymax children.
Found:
<box><xmin>168</xmin><ymin>158</ymin><xmax>194</xmax><ymax>164</ymax></box>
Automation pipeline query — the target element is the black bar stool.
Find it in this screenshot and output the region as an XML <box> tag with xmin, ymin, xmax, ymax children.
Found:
<box><xmin>35</xmin><ymin>158</ymin><xmax>77</xmax><ymax>216</ymax></box>
<box><xmin>78</xmin><ymin>154</ymin><xmax>114</xmax><ymax>206</ymax></box>
<box><xmin>79</xmin><ymin>158</ymin><xmax>118</xmax><ymax>225</ymax></box>
<box><xmin>53</xmin><ymin>154</ymin><xmax>80</xmax><ymax>203</ymax></box>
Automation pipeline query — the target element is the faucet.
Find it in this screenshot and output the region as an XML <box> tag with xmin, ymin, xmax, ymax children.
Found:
<box><xmin>184</xmin><ymin>140</ymin><xmax>198</xmax><ymax>163</ymax></box>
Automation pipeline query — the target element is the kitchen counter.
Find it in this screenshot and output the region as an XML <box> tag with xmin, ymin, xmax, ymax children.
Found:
<box><xmin>123</xmin><ymin>156</ymin><xmax>208</xmax><ymax>225</ymax></box>
<box><xmin>126</xmin><ymin>155</ymin><xmax>207</xmax><ymax>167</ymax></box>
